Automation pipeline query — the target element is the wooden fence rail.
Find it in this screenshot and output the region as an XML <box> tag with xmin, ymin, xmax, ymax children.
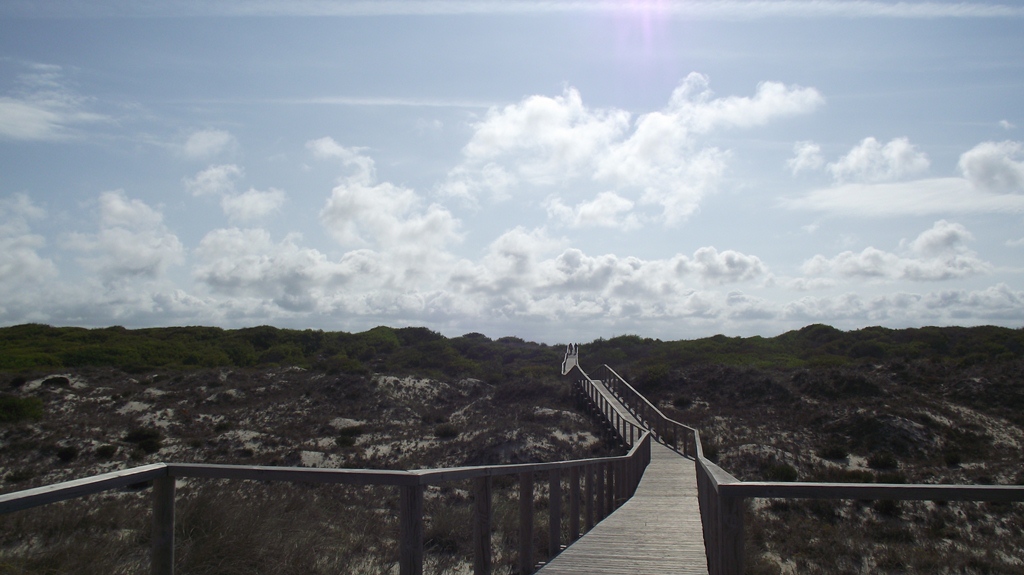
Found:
<box><xmin>582</xmin><ymin>362</ymin><xmax>1024</xmax><ymax>575</ymax></box>
<box><xmin>0</xmin><ymin>375</ymin><xmax>651</xmax><ymax>575</ymax></box>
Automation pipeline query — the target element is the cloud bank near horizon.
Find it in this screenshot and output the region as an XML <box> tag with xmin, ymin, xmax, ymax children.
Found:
<box><xmin>2</xmin><ymin>73</ymin><xmax>1022</xmax><ymax>342</ymax></box>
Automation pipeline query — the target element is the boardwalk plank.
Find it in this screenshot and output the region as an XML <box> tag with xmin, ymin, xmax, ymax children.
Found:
<box><xmin>538</xmin><ymin>381</ymin><xmax>708</xmax><ymax>575</ymax></box>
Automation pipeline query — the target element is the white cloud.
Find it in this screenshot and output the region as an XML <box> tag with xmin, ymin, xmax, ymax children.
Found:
<box><xmin>453</xmin><ymin>232</ymin><xmax>766</xmax><ymax>313</ymax></box>
<box><xmin>184</xmin><ymin>164</ymin><xmax>243</xmax><ymax>196</ymax></box>
<box><xmin>315</xmin><ymin>142</ymin><xmax>460</xmax><ymax>252</ymax></box>
<box><xmin>1000</xmin><ymin>120</ymin><xmax>1016</xmax><ymax>131</ymax></box>
<box><xmin>306</xmin><ymin>137</ymin><xmax>376</xmax><ymax>181</ymax></box>
<box><xmin>194</xmin><ymin>228</ymin><xmax>353</xmax><ymax>311</ymax></box>
<box><xmin>445</xmin><ymin>87</ymin><xmax>630</xmax><ymax>197</ymax></box>
<box><xmin>686</xmin><ymin>246</ymin><xmax>767</xmax><ymax>285</ymax></box>
<box><xmin>781</xmin><ymin>283</ymin><xmax>1024</xmax><ymax>328</ymax></box>
<box><xmin>664</xmin><ymin>73</ymin><xmax>823</xmax><ymax>133</ymax></box>
<box><xmin>183</xmin><ymin>129</ymin><xmax>237</xmax><ymax>159</ymax></box>
<box><xmin>801</xmin><ymin>220</ymin><xmax>990</xmax><ymax>282</ymax></box>
<box><xmin>958</xmin><ymin>140</ymin><xmax>1024</xmax><ymax>193</ymax></box>
<box><xmin>67</xmin><ymin>191</ymin><xmax>185</xmax><ymax>282</ymax></box>
<box><xmin>444</xmin><ymin>74</ymin><xmax>822</xmax><ymax>225</ymax></box>
<box><xmin>828</xmin><ymin>137</ymin><xmax>929</xmax><ymax>183</ymax></box>
<box><xmin>785</xmin><ymin>178</ymin><xmax>1024</xmax><ymax>216</ymax></box>
<box><xmin>544</xmin><ymin>192</ymin><xmax>641</xmax><ymax>230</ymax></box>
<box><xmin>788</xmin><ymin>141</ymin><xmax>824</xmax><ymax>174</ymax></box>
<box><xmin>786</xmin><ymin>140</ymin><xmax>1024</xmax><ymax>216</ymax></box>
<box><xmin>184</xmin><ymin>164</ymin><xmax>285</xmax><ymax>222</ymax></box>
<box><xmin>0</xmin><ymin>194</ymin><xmax>58</xmax><ymax>290</ymax></box>
<box><xmin>0</xmin><ymin>63</ymin><xmax>106</xmax><ymax>141</ymax></box>
<box><xmin>221</xmin><ymin>188</ymin><xmax>286</xmax><ymax>222</ymax></box>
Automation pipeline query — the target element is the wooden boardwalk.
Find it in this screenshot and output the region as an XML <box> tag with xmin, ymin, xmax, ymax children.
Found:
<box><xmin>537</xmin><ymin>382</ymin><xmax>709</xmax><ymax>575</ymax></box>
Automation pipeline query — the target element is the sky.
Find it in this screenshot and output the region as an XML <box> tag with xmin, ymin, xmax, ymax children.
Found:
<box><xmin>1</xmin><ymin>0</ymin><xmax>1023</xmax><ymax>344</ymax></box>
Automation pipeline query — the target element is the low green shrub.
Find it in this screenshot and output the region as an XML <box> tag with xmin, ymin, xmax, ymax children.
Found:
<box><xmin>816</xmin><ymin>442</ymin><xmax>848</xmax><ymax>460</ymax></box>
<box><xmin>763</xmin><ymin>463</ymin><xmax>798</xmax><ymax>482</ymax></box>
<box><xmin>56</xmin><ymin>445</ymin><xmax>79</xmax><ymax>462</ymax></box>
<box><xmin>0</xmin><ymin>394</ymin><xmax>43</xmax><ymax>423</ymax></box>
<box><xmin>434</xmin><ymin>423</ymin><xmax>459</xmax><ymax>439</ymax></box>
<box><xmin>124</xmin><ymin>427</ymin><xmax>162</xmax><ymax>454</ymax></box>
<box><xmin>867</xmin><ymin>451</ymin><xmax>898</xmax><ymax>470</ymax></box>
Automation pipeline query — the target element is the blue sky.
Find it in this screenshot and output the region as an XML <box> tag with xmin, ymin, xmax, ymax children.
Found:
<box><xmin>1</xmin><ymin>1</ymin><xmax>1023</xmax><ymax>343</ymax></box>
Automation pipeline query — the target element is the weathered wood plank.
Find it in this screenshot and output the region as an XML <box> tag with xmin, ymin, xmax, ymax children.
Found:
<box><xmin>0</xmin><ymin>463</ymin><xmax>168</xmax><ymax>514</ymax></box>
<box><xmin>537</xmin><ymin>444</ymin><xmax>709</xmax><ymax>575</ymax></box>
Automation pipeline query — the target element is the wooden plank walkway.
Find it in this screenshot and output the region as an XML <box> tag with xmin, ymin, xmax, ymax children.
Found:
<box><xmin>537</xmin><ymin>383</ymin><xmax>709</xmax><ymax>574</ymax></box>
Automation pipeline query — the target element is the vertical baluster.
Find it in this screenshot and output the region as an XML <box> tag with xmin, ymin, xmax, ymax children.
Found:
<box><xmin>595</xmin><ymin>463</ymin><xmax>605</xmax><ymax>520</ymax></box>
<box><xmin>151</xmin><ymin>475</ymin><xmax>175</xmax><ymax>575</ymax></box>
<box><xmin>474</xmin><ymin>476</ymin><xmax>492</xmax><ymax>575</ymax></box>
<box><xmin>519</xmin><ymin>472</ymin><xmax>535</xmax><ymax>575</ymax></box>
<box><xmin>569</xmin><ymin>466</ymin><xmax>580</xmax><ymax>542</ymax></box>
<box><xmin>584</xmin><ymin>464</ymin><xmax>594</xmax><ymax>531</ymax></box>
<box><xmin>399</xmin><ymin>484</ymin><xmax>424</xmax><ymax>575</ymax></box>
<box><xmin>605</xmin><ymin>463</ymin><xmax>614</xmax><ymax>513</ymax></box>
<box><xmin>548</xmin><ymin>469</ymin><xmax>561</xmax><ymax>559</ymax></box>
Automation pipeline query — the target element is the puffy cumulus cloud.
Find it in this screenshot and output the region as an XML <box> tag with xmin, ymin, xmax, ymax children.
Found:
<box><xmin>685</xmin><ymin>247</ymin><xmax>767</xmax><ymax>285</ymax></box>
<box><xmin>922</xmin><ymin>283</ymin><xmax>1024</xmax><ymax>321</ymax></box>
<box><xmin>443</xmin><ymin>74</ymin><xmax>822</xmax><ymax>224</ymax></box>
<box><xmin>785</xmin><ymin>140</ymin><xmax>1024</xmax><ymax>217</ymax></box>
<box><xmin>456</xmin><ymin>88</ymin><xmax>630</xmax><ymax>187</ymax></box>
<box><xmin>306</xmin><ymin>137</ymin><xmax>376</xmax><ymax>181</ymax></box>
<box><xmin>788</xmin><ymin>141</ymin><xmax>824</xmax><ymax>175</ymax></box>
<box><xmin>194</xmin><ymin>228</ymin><xmax>354</xmax><ymax>312</ymax></box>
<box><xmin>904</xmin><ymin>219</ymin><xmax>975</xmax><ymax>257</ymax></box>
<box><xmin>184</xmin><ymin>164</ymin><xmax>242</xmax><ymax>196</ymax></box>
<box><xmin>958</xmin><ymin>140</ymin><xmax>1024</xmax><ymax>193</ymax></box>
<box><xmin>221</xmin><ymin>188</ymin><xmax>286</xmax><ymax>222</ymax></box>
<box><xmin>544</xmin><ymin>192</ymin><xmax>641</xmax><ymax>230</ymax></box>
<box><xmin>67</xmin><ymin>191</ymin><xmax>185</xmax><ymax>282</ymax></box>
<box><xmin>828</xmin><ymin>137</ymin><xmax>930</xmax><ymax>183</ymax></box>
<box><xmin>664</xmin><ymin>73</ymin><xmax>823</xmax><ymax>134</ymax></box>
<box><xmin>182</xmin><ymin>129</ymin><xmax>237</xmax><ymax>160</ymax></box>
<box><xmin>0</xmin><ymin>63</ymin><xmax>106</xmax><ymax>141</ymax></box>
<box><xmin>184</xmin><ymin>164</ymin><xmax>286</xmax><ymax>222</ymax></box>
<box><xmin>801</xmin><ymin>220</ymin><xmax>990</xmax><ymax>282</ymax></box>
<box><xmin>452</xmin><ymin>231</ymin><xmax>767</xmax><ymax>322</ymax></box>
<box><xmin>315</xmin><ymin>143</ymin><xmax>460</xmax><ymax>253</ymax></box>
<box><xmin>0</xmin><ymin>193</ymin><xmax>58</xmax><ymax>290</ymax></box>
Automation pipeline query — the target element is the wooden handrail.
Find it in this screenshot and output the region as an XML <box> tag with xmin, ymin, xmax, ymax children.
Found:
<box><xmin>0</xmin><ymin>463</ymin><xmax>168</xmax><ymax>514</ymax></box>
<box><xmin>570</xmin><ymin>361</ymin><xmax>1024</xmax><ymax>575</ymax></box>
<box><xmin>0</xmin><ymin>424</ymin><xmax>652</xmax><ymax>575</ymax></box>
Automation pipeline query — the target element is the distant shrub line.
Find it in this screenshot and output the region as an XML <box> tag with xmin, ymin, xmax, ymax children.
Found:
<box><xmin>2</xmin><ymin>323</ymin><xmax>1020</xmax><ymax>379</ymax></box>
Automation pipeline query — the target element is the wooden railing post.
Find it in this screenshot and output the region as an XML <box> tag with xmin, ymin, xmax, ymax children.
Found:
<box><xmin>605</xmin><ymin>463</ymin><xmax>615</xmax><ymax>513</ymax></box>
<box><xmin>400</xmin><ymin>484</ymin><xmax>424</xmax><ymax>575</ymax></box>
<box><xmin>519</xmin><ymin>472</ymin><xmax>535</xmax><ymax>574</ymax></box>
<box><xmin>569</xmin><ymin>466</ymin><xmax>580</xmax><ymax>541</ymax></box>
<box><xmin>717</xmin><ymin>495</ymin><xmax>744</xmax><ymax>575</ymax></box>
<box><xmin>595</xmin><ymin>463</ymin><xmax>605</xmax><ymax>520</ymax></box>
<box><xmin>548</xmin><ymin>469</ymin><xmax>561</xmax><ymax>559</ymax></box>
<box><xmin>584</xmin><ymin>464</ymin><xmax>595</xmax><ymax>530</ymax></box>
<box><xmin>474</xmin><ymin>476</ymin><xmax>492</xmax><ymax>575</ymax></box>
<box><xmin>151</xmin><ymin>476</ymin><xmax>175</xmax><ymax>575</ymax></box>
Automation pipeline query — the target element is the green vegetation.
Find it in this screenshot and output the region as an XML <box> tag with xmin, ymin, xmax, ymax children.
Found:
<box><xmin>0</xmin><ymin>394</ymin><xmax>43</xmax><ymax>423</ymax></box>
<box><xmin>2</xmin><ymin>323</ymin><xmax>1021</xmax><ymax>384</ymax></box>
<box><xmin>123</xmin><ymin>427</ymin><xmax>162</xmax><ymax>455</ymax></box>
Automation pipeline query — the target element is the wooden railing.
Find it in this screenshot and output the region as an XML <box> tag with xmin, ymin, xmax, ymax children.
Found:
<box><xmin>0</xmin><ymin>377</ymin><xmax>651</xmax><ymax>575</ymax></box>
<box><xmin>587</xmin><ymin>363</ymin><xmax>1024</xmax><ymax>575</ymax></box>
